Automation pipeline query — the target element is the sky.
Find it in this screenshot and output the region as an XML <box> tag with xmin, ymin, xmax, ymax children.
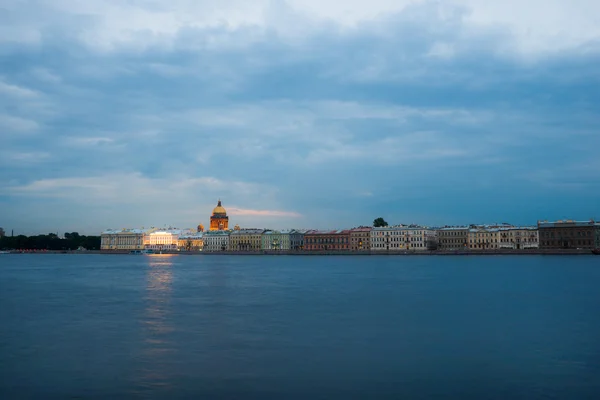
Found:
<box><xmin>1</xmin><ymin>0</ymin><xmax>600</xmax><ymax>235</ymax></box>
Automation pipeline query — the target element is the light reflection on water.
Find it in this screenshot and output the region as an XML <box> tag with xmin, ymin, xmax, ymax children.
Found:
<box><xmin>134</xmin><ymin>254</ymin><xmax>175</xmax><ymax>395</ymax></box>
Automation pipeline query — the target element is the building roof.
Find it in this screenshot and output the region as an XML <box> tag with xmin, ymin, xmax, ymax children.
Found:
<box><xmin>211</xmin><ymin>199</ymin><xmax>227</xmax><ymax>216</ymax></box>
<box><xmin>538</xmin><ymin>220</ymin><xmax>595</xmax><ymax>228</ymax></box>
<box><xmin>438</xmin><ymin>226</ymin><xmax>469</xmax><ymax>231</ymax></box>
<box><xmin>101</xmin><ymin>228</ymin><xmax>148</xmax><ymax>234</ymax></box>
<box><xmin>179</xmin><ymin>232</ymin><xmax>203</xmax><ymax>239</ymax></box>
<box><xmin>231</xmin><ymin>229</ymin><xmax>264</xmax><ymax>235</ymax></box>
<box><xmin>204</xmin><ymin>230</ymin><xmax>231</xmax><ymax>236</ymax></box>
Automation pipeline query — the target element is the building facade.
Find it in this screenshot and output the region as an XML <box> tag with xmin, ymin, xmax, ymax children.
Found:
<box><xmin>203</xmin><ymin>231</ymin><xmax>230</xmax><ymax>252</ymax></box>
<box><xmin>538</xmin><ymin>220</ymin><xmax>596</xmax><ymax>249</ymax></box>
<box><xmin>596</xmin><ymin>223</ymin><xmax>600</xmax><ymax>249</ymax></box>
<box><xmin>371</xmin><ymin>226</ymin><xmax>437</xmax><ymax>251</ymax></box>
<box><xmin>289</xmin><ymin>229</ymin><xmax>306</xmax><ymax>251</ymax></box>
<box><xmin>229</xmin><ymin>229</ymin><xmax>264</xmax><ymax>251</ymax></box>
<box><xmin>209</xmin><ymin>199</ymin><xmax>229</xmax><ymax>231</ymax></box>
<box><xmin>262</xmin><ymin>230</ymin><xmax>291</xmax><ymax>251</ymax></box>
<box><xmin>101</xmin><ymin>229</ymin><xmax>146</xmax><ymax>250</ymax></box>
<box><xmin>437</xmin><ymin>227</ymin><xmax>469</xmax><ymax>250</ymax></box>
<box><xmin>144</xmin><ymin>230</ymin><xmax>181</xmax><ymax>251</ymax></box>
<box><xmin>349</xmin><ymin>227</ymin><xmax>372</xmax><ymax>251</ymax></box>
<box><xmin>468</xmin><ymin>227</ymin><xmax>500</xmax><ymax>250</ymax></box>
<box><xmin>177</xmin><ymin>232</ymin><xmax>204</xmax><ymax>251</ymax></box>
<box><xmin>304</xmin><ymin>230</ymin><xmax>350</xmax><ymax>251</ymax></box>
<box><xmin>371</xmin><ymin>227</ymin><xmax>399</xmax><ymax>251</ymax></box>
<box><xmin>498</xmin><ymin>227</ymin><xmax>538</xmax><ymax>249</ymax></box>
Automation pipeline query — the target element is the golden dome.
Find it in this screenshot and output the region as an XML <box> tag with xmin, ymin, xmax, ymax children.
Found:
<box><xmin>212</xmin><ymin>199</ymin><xmax>227</xmax><ymax>215</ymax></box>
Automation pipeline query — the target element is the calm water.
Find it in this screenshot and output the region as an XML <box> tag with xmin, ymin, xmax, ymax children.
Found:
<box><xmin>1</xmin><ymin>254</ymin><xmax>600</xmax><ymax>399</ymax></box>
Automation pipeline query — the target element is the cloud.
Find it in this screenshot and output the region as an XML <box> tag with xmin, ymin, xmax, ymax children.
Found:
<box><xmin>0</xmin><ymin>114</ymin><xmax>39</xmax><ymax>132</ymax></box>
<box><xmin>0</xmin><ymin>80</ymin><xmax>39</xmax><ymax>98</ymax></box>
<box><xmin>229</xmin><ymin>208</ymin><xmax>302</xmax><ymax>217</ymax></box>
<box><xmin>0</xmin><ymin>0</ymin><xmax>599</xmax><ymax>233</ymax></box>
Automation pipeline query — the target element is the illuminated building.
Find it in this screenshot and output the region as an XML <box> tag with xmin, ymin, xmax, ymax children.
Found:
<box><xmin>177</xmin><ymin>232</ymin><xmax>204</xmax><ymax>251</ymax></box>
<box><xmin>209</xmin><ymin>200</ymin><xmax>229</xmax><ymax>231</ymax></box>
<box><xmin>144</xmin><ymin>230</ymin><xmax>181</xmax><ymax>251</ymax></box>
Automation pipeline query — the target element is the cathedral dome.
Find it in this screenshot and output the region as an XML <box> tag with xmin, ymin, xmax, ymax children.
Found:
<box><xmin>212</xmin><ymin>199</ymin><xmax>227</xmax><ymax>215</ymax></box>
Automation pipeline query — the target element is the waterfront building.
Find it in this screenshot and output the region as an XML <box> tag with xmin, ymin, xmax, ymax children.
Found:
<box><xmin>101</xmin><ymin>229</ymin><xmax>146</xmax><ymax>250</ymax></box>
<box><xmin>177</xmin><ymin>232</ymin><xmax>204</xmax><ymax>251</ymax></box>
<box><xmin>304</xmin><ymin>230</ymin><xmax>350</xmax><ymax>251</ymax></box>
<box><xmin>437</xmin><ymin>227</ymin><xmax>469</xmax><ymax>250</ymax></box>
<box><xmin>371</xmin><ymin>226</ymin><xmax>437</xmax><ymax>251</ymax></box>
<box><xmin>209</xmin><ymin>199</ymin><xmax>229</xmax><ymax>231</ymax></box>
<box><xmin>229</xmin><ymin>229</ymin><xmax>264</xmax><ymax>251</ymax></box>
<box><xmin>262</xmin><ymin>230</ymin><xmax>291</xmax><ymax>251</ymax></box>
<box><xmin>144</xmin><ymin>229</ymin><xmax>181</xmax><ymax>251</ymax></box>
<box><xmin>498</xmin><ymin>227</ymin><xmax>538</xmax><ymax>249</ymax></box>
<box><xmin>538</xmin><ymin>220</ymin><xmax>596</xmax><ymax>249</ymax></box>
<box><xmin>468</xmin><ymin>227</ymin><xmax>500</xmax><ymax>250</ymax></box>
<box><xmin>596</xmin><ymin>223</ymin><xmax>600</xmax><ymax>249</ymax></box>
<box><xmin>349</xmin><ymin>227</ymin><xmax>372</xmax><ymax>251</ymax></box>
<box><xmin>289</xmin><ymin>229</ymin><xmax>307</xmax><ymax>251</ymax></box>
<box><xmin>371</xmin><ymin>227</ymin><xmax>399</xmax><ymax>251</ymax></box>
<box><xmin>203</xmin><ymin>230</ymin><xmax>230</xmax><ymax>252</ymax></box>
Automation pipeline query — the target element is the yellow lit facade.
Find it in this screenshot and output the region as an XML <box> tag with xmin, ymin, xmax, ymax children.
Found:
<box><xmin>144</xmin><ymin>230</ymin><xmax>180</xmax><ymax>251</ymax></box>
<box><xmin>209</xmin><ymin>199</ymin><xmax>229</xmax><ymax>231</ymax></box>
<box><xmin>177</xmin><ymin>234</ymin><xmax>204</xmax><ymax>251</ymax></box>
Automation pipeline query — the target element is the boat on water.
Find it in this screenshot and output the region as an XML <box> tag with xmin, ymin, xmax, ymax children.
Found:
<box><xmin>0</xmin><ymin>250</ymin><xmax>11</xmax><ymax>254</ymax></box>
<box><xmin>592</xmin><ymin>249</ymin><xmax>600</xmax><ymax>255</ymax></box>
<box><xmin>130</xmin><ymin>249</ymin><xmax>155</xmax><ymax>255</ymax></box>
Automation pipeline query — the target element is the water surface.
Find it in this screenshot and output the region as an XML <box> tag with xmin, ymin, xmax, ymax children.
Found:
<box><xmin>1</xmin><ymin>254</ymin><xmax>599</xmax><ymax>399</ymax></box>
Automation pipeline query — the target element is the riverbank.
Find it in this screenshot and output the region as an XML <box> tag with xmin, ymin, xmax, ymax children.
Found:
<box><xmin>2</xmin><ymin>249</ymin><xmax>597</xmax><ymax>256</ymax></box>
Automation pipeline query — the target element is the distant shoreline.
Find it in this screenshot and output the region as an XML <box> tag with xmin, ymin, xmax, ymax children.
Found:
<box><xmin>2</xmin><ymin>249</ymin><xmax>596</xmax><ymax>256</ymax></box>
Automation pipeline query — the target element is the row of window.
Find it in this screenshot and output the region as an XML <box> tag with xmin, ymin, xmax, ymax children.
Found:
<box><xmin>540</xmin><ymin>231</ymin><xmax>593</xmax><ymax>238</ymax></box>
<box><xmin>372</xmin><ymin>243</ymin><xmax>427</xmax><ymax>248</ymax></box>
<box><xmin>306</xmin><ymin>238</ymin><xmax>349</xmax><ymax>244</ymax></box>
<box><xmin>541</xmin><ymin>240</ymin><xmax>593</xmax><ymax>246</ymax></box>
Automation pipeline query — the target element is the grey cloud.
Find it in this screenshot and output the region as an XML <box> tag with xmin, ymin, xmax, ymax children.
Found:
<box><xmin>0</xmin><ymin>1</ymin><xmax>599</xmax><ymax>232</ymax></box>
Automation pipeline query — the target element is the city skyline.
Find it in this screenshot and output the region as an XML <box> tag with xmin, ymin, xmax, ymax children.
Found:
<box><xmin>2</xmin><ymin>0</ymin><xmax>600</xmax><ymax>235</ymax></box>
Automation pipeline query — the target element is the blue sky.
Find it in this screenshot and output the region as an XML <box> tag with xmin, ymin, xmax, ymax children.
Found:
<box><xmin>1</xmin><ymin>0</ymin><xmax>600</xmax><ymax>235</ymax></box>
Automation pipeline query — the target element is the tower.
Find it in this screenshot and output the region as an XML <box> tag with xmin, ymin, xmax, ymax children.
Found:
<box><xmin>209</xmin><ymin>199</ymin><xmax>229</xmax><ymax>231</ymax></box>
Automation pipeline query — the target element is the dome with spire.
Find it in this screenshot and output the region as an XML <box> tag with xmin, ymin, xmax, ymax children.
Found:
<box><xmin>212</xmin><ymin>199</ymin><xmax>227</xmax><ymax>216</ymax></box>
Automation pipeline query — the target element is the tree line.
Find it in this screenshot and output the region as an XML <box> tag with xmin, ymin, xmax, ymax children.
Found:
<box><xmin>0</xmin><ymin>232</ymin><xmax>101</xmax><ymax>251</ymax></box>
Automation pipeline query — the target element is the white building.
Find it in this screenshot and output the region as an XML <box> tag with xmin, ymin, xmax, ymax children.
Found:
<box><xmin>203</xmin><ymin>231</ymin><xmax>230</xmax><ymax>252</ymax></box>
<box><xmin>143</xmin><ymin>229</ymin><xmax>182</xmax><ymax>251</ymax></box>
<box><xmin>371</xmin><ymin>226</ymin><xmax>437</xmax><ymax>251</ymax></box>
<box><xmin>101</xmin><ymin>229</ymin><xmax>146</xmax><ymax>250</ymax></box>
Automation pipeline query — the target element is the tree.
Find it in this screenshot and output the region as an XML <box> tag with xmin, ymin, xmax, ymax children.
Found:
<box><xmin>373</xmin><ymin>217</ymin><xmax>388</xmax><ymax>227</ymax></box>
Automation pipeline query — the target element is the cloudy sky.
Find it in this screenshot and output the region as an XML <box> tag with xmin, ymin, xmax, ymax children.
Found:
<box><xmin>1</xmin><ymin>0</ymin><xmax>599</xmax><ymax>235</ymax></box>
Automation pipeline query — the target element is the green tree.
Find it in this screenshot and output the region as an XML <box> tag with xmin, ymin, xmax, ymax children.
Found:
<box><xmin>373</xmin><ymin>217</ymin><xmax>388</xmax><ymax>227</ymax></box>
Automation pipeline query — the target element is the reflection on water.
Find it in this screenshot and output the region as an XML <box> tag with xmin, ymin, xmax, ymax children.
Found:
<box><xmin>134</xmin><ymin>254</ymin><xmax>175</xmax><ymax>395</ymax></box>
